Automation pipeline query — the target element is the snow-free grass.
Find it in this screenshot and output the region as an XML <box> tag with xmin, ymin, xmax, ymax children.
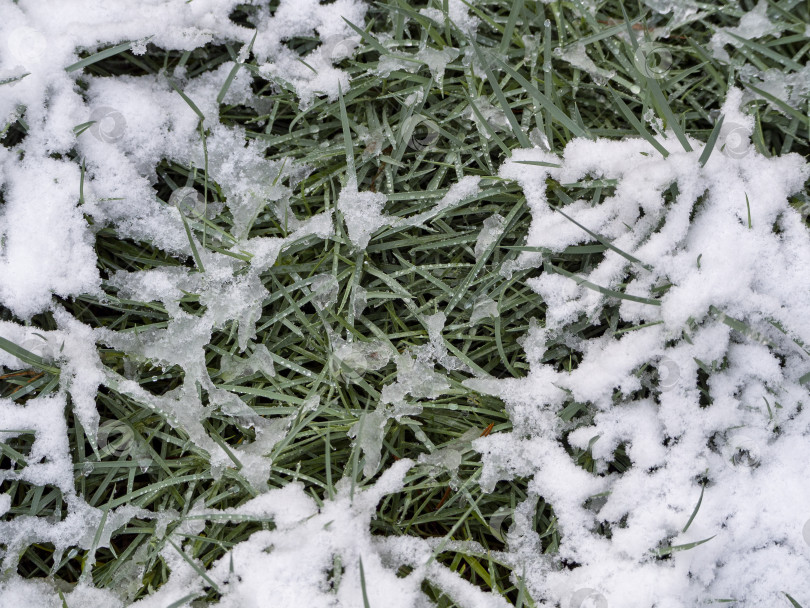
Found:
<box><xmin>0</xmin><ymin>0</ymin><xmax>809</xmax><ymax>606</ymax></box>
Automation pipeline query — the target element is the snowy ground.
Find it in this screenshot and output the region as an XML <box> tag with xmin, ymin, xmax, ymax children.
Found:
<box><xmin>1</xmin><ymin>0</ymin><xmax>809</xmax><ymax>606</ymax></box>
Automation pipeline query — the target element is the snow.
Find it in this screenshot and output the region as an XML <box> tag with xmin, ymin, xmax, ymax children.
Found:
<box><xmin>337</xmin><ymin>177</ymin><xmax>391</xmax><ymax>249</ymax></box>
<box><xmin>202</xmin><ymin>460</ymin><xmax>506</xmax><ymax>608</ymax></box>
<box><xmin>466</xmin><ymin>88</ymin><xmax>810</xmax><ymax>606</ymax></box>
<box><xmin>709</xmin><ymin>0</ymin><xmax>778</xmax><ymax>62</ymax></box>
<box><xmin>0</xmin><ymin>158</ymin><xmax>100</xmax><ymax>319</ymax></box>
<box><xmin>0</xmin><ymin>0</ymin><xmax>808</xmax><ymax>606</ymax></box>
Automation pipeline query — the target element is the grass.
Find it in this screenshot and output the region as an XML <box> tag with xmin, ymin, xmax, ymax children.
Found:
<box><xmin>1</xmin><ymin>0</ymin><xmax>809</xmax><ymax>605</ymax></box>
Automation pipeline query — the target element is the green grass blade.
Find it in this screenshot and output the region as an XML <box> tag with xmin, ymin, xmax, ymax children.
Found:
<box><xmin>217</xmin><ymin>31</ymin><xmax>258</xmax><ymax>105</ymax></box>
<box><xmin>682</xmin><ymin>483</ymin><xmax>705</xmax><ymax>533</ymax></box>
<box><xmin>168</xmin><ymin>79</ymin><xmax>205</xmax><ymax>121</ymax></box>
<box><xmin>0</xmin><ymin>337</ymin><xmax>60</xmax><ymax>374</ymax></box>
<box><xmin>338</xmin><ymin>83</ymin><xmax>356</xmax><ymax>183</ymax></box>
<box><xmin>608</xmin><ymin>87</ymin><xmax>670</xmax><ymax>157</ymax></box>
<box><xmin>468</xmin><ymin>39</ymin><xmax>532</xmax><ymax>148</ymax></box>
<box><xmin>180</xmin><ymin>214</ymin><xmax>206</xmax><ymax>273</ymax></box>
<box><xmin>359</xmin><ymin>556</ymin><xmax>371</xmax><ymax>608</ymax></box>
<box><xmin>492</xmin><ymin>56</ymin><xmax>591</xmax><ymax>140</ymax></box>
<box><xmin>699</xmin><ymin>114</ymin><xmax>725</xmax><ymax>167</ymax></box>
<box><xmin>66</xmin><ymin>40</ymin><xmax>142</xmax><ymax>73</ymax></box>
<box><xmin>548</xmin><ymin>263</ymin><xmax>661</xmax><ymax>307</ymax></box>
<box><xmin>654</xmin><ymin>535</ymin><xmax>715</xmax><ymax>557</ymax></box>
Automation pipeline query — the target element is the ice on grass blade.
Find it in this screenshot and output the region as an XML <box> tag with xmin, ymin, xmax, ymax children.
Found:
<box><xmin>415</xmin><ymin>46</ymin><xmax>459</xmax><ymax>89</ymax></box>
<box><xmin>555</xmin><ymin>42</ymin><xmax>616</xmax><ymax>84</ymax></box>
<box><xmin>349</xmin><ymin>408</ymin><xmax>389</xmax><ymax>478</ymax></box>
<box><xmin>220</xmin><ymin>345</ymin><xmax>276</xmax><ymax>382</ymax></box>
<box><xmin>88</xmin><ymin>106</ymin><xmax>127</xmax><ymax>143</ymax></box>
<box><xmin>402</xmin><ymin>114</ymin><xmax>440</xmax><ymax>151</ymax></box>
<box><xmin>329</xmin><ymin>338</ymin><xmax>392</xmax><ymax>384</ymax></box>
<box><xmin>417</xmin><ymin>434</ymin><xmax>474</xmax><ymax>477</ymax></box>
<box><xmin>469</xmin><ymin>296</ymin><xmax>499</xmax><ymax>324</ymax></box>
<box><xmin>488</xmin><ymin>505</ymin><xmax>513</xmax><ymax>543</ymax></box>
<box><xmin>463</xmin><ymin>96</ymin><xmax>511</xmax><ymax>137</ymax></box>
<box><xmin>337</xmin><ymin>178</ymin><xmax>390</xmax><ymax>249</ymax></box>
<box><xmin>310</xmin><ymin>273</ymin><xmax>339</xmax><ymax>310</ymax></box>
<box><xmin>529</xmin><ymin>126</ymin><xmax>551</xmax><ymax>150</ymax></box>
<box><xmin>351</xmin><ymin>285</ymin><xmax>368</xmax><ymax>318</ymax></box>
<box><xmin>169</xmin><ymin>186</ymin><xmax>222</xmax><ymax>220</ymax></box>
<box><xmin>96</xmin><ymin>420</ymin><xmax>152</xmax><ymax>469</ymax></box>
<box><xmin>0</xmin><ymin>70</ymin><xmax>28</xmax><ymax>88</ymax></box>
<box><xmin>474</xmin><ymin>213</ymin><xmax>506</xmax><ymax>261</ymax></box>
<box><xmin>465</xmin><ymin>42</ymin><xmax>498</xmax><ymax>76</ymax></box>
<box><xmin>0</xmin><ymin>334</ymin><xmax>60</xmax><ymax>374</ymax></box>
<box><xmin>19</xmin><ymin>334</ymin><xmax>57</xmax><ymax>365</ymax></box>
<box><xmin>169</xmin><ymin>186</ymin><xmax>203</xmax><ymax>217</ymax></box>
<box><xmin>634</xmin><ymin>42</ymin><xmax>673</xmax><ymax>80</ymax></box>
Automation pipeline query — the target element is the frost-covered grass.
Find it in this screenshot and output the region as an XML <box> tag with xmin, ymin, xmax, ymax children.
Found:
<box><xmin>1</xmin><ymin>0</ymin><xmax>809</xmax><ymax>606</ymax></box>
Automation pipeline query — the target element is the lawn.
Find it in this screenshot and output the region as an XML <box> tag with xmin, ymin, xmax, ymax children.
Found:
<box><xmin>0</xmin><ymin>0</ymin><xmax>809</xmax><ymax>606</ymax></box>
